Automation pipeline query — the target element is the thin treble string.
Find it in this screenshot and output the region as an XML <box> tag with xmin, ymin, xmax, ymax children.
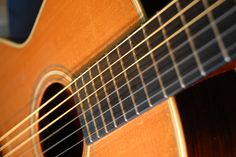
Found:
<box><xmin>22</xmin><ymin>42</ymin><xmax>225</xmax><ymax>157</ymax></box>
<box><xmin>55</xmin><ymin>50</ymin><xmax>231</xmax><ymax>157</ymax></box>
<box><xmin>39</xmin><ymin>24</ymin><xmax>236</xmax><ymax>157</ymax></box>
<box><xmin>0</xmin><ymin>0</ymin><xmax>196</xmax><ymax>149</ymax></box>
<box><xmin>0</xmin><ymin>0</ymin><xmax>178</xmax><ymax>142</ymax></box>
<box><xmin>20</xmin><ymin>26</ymin><xmax>207</xmax><ymax>156</ymax></box>
<box><xmin>32</xmin><ymin>3</ymin><xmax>236</xmax><ymax>157</ymax></box>
<box><xmin>1</xmin><ymin>0</ymin><xmax>224</xmax><ymax>154</ymax></box>
<box><xmin>39</xmin><ymin>41</ymin><xmax>224</xmax><ymax>157</ymax></box>
<box><xmin>2</xmin><ymin>0</ymin><xmax>206</xmax><ymax>153</ymax></box>
<box><xmin>19</xmin><ymin>6</ymin><xmax>236</xmax><ymax>157</ymax></box>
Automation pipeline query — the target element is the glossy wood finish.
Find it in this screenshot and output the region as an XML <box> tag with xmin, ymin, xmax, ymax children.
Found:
<box><xmin>0</xmin><ymin>0</ymin><xmax>180</xmax><ymax>156</ymax></box>
<box><xmin>93</xmin><ymin>100</ymin><xmax>179</xmax><ymax>157</ymax></box>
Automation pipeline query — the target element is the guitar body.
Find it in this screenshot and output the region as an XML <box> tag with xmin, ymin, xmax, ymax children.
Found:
<box><xmin>0</xmin><ymin>0</ymin><xmax>235</xmax><ymax>156</ymax></box>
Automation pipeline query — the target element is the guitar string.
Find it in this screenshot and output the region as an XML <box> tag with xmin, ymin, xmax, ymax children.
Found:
<box><xmin>6</xmin><ymin>2</ymin><xmax>234</xmax><ymax>156</ymax></box>
<box><xmin>0</xmin><ymin>0</ymin><xmax>179</xmax><ymax>142</ymax></box>
<box><xmin>40</xmin><ymin>3</ymin><xmax>236</xmax><ymax>156</ymax></box>
<box><xmin>0</xmin><ymin>0</ymin><xmax>224</xmax><ymax>155</ymax></box>
<box><xmin>55</xmin><ymin>52</ymin><xmax>231</xmax><ymax>157</ymax></box>
<box><xmin>0</xmin><ymin>0</ymin><xmax>197</xmax><ymax>145</ymax></box>
<box><xmin>49</xmin><ymin>43</ymin><xmax>236</xmax><ymax>157</ymax></box>
<box><xmin>21</xmin><ymin>21</ymin><xmax>217</xmax><ymax>156</ymax></box>
<box><xmin>58</xmin><ymin>13</ymin><xmax>236</xmax><ymax>157</ymax></box>
<box><xmin>27</xmin><ymin>21</ymin><xmax>236</xmax><ymax>157</ymax></box>
<box><xmin>24</xmin><ymin>24</ymin><xmax>236</xmax><ymax>157</ymax></box>
<box><xmin>0</xmin><ymin>0</ymin><xmax>212</xmax><ymax>153</ymax></box>
<box><xmin>3</xmin><ymin>2</ymin><xmax>210</xmax><ymax>153</ymax></box>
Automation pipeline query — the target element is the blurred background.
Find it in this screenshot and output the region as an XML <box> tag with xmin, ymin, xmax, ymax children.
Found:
<box><xmin>0</xmin><ymin>0</ymin><xmax>42</xmax><ymax>43</ymax></box>
<box><xmin>0</xmin><ymin>0</ymin><xmax>169</xmax><ymax>43</ymax></box>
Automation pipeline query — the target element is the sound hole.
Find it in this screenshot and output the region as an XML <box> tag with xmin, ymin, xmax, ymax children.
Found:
<box><xmin>38</xmin><ymin>83</ymin><xmax>83</xmax><ymax>157</ymax></box>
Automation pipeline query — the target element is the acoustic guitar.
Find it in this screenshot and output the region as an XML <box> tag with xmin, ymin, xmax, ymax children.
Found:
<box><xmin>0</xmin><ymin>0</ymin><xmax>236</xmax><ymax>156</ymax></box>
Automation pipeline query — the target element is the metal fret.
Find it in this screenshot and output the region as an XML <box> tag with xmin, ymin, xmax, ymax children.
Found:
<box><xmin>92</xmin><ymin>67</ymin><xmax>114</xmax><ymax>132</ymax></box>
<box><xmin>107</xmin><ymin>51</ymin><xmax>131</xmax><ymax>121</ymax></box>
<box><xmin>88</xmin><ymin>69</ymin><xmax>108</xmax><ymax>134</ymax></box>
<box><xmin>117</xmin><ymin>47</ymin><xmax>140</xmax><ymax>115</ymax></box>
<box><xmin>176</xmin><ymin>1</ymin><xmax>206</xmax><ymax>76</ymax></box>
<box><xmin>76</xmin><ymin>78</ymin><xmax>93</xmax><ymax>143</ymax></box>
<box><xmin>81</xmin><ymin>75</ymin><xmax>100</xmax><ymax>138</ymax></box>
<box><xmin>213</xmin><ymin>0</ymin><xmax>236</xmax><ymax>59</ymax></box>
<box><xmin>72</xmin><ymin>0</ymin><xmax>235</xmax><ymax>146</ymax></box>
<box><xmin>157</xmin><ymin>15</ymin><xmax>186</xmax><ymax>88</ymax></box>
<box><xmin>142</xmin><ymin>27</ymin><xmax>168</xmax><ymax>98</ymax></box>
<box><xmin>202</xmin><ymin>0</ymin><xmax>230</xmax><ymax>62</ymax></box>
<box><xmin>107</xmin><ymin>50</ymin><xmax>128</xmax><ymax>122</ymax></box>
<box><xmin>97</xmin><ymin>61</ymin><xmax>118</xmax><ymax>128</ymax></box>
<box><xmin>128</xmin><ymin>38</ymin><xmax>152</xmax><ymax>108</ymax></box>
<box><xmin>182</xmin><ymin>1</ymin><xmax>225</xmax><ymax>73</ymax></box>
<box><xmin>104</xmin><ymin>54</ymin><xmax>127</xmax><ymax>125</ymax></box>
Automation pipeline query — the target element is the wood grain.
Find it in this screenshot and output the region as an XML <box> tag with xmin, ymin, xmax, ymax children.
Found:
<box><xmin>93</xmin><ymin>100</ymin><xmax>178</xmax><ymax>157</ymax></box>
<box><xmin>0</xmin><ymin>0</ymin><xmax>179</xmax><ymax>156</ymax></box>
<box><xmin>0</xmin><ymin>0</ymin><xmax>141</xmax><ymax>156</ymax></box>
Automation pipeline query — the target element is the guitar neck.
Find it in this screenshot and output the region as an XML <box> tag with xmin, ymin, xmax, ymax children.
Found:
<box><xmin>75</xmin><ymin>0</ymin><xmax>236</xmax><ymax>144</ymax></box>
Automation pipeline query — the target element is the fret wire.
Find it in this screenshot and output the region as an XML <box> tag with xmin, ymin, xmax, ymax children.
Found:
<box><xmin>1</xmin><ymin>0</ymin><xmax>196</xmax><ymax>144</ymax></box>
<box><xmin>81</xmin><ymin>76</ymin><xmax>100</xmax><ymax>138</ymax></box>
<box><xmin>176</xmin><ymin>1</ymin><xmax>206</xmax><ymax>76</ymax></box>
<box><xmin>34</xmin><ymin>28</ymin><xmax>236</xmax><ymax>156</ymax></box>
<box><xmin>40</xmin><ymin>10</ymin><xmax>236</xmax><ymax>155</ymax></box>
<box><xmin>106</xmin><ymin>53</ymin><xmax>128</xmax><ymax>121</ymax></box>
<box><xmin>53</xmin><ymin>49</ymin><xmax>226</xmax><ymax>157</ymax></box>
<box><xmin>202</xmin><ymin>0</ymin><xmax>230</xmax><ymax>62</ymax></box>
<box><xmin>76</xmin><ymin>86</ymin><xmax>93</xmax><ymax>143</ymax></box>
<box><xmin>157</xmin><ymin>16</ymin><xmax>186</xmax><ymax>88</ymax></box>
<box><xmin>69</xmin><ymin>0</ymin><xmax>199</xmax><ymax>121</ymax></box>
<box><xmin>5</xmin><ymin>2</ymin><xmax>220</xmax><ymax>147</ymax></box>
<box><xmin>97</xmin><ymin>62</ymin><xmax>118</xmax><ymax>128</ymax></box>
<box><xmin>36</xmin><ymin>16</ymin><xmax>236</xmax><ymax>155</ymax></box>
<box><xmin>0</xmin><ymin>0</ymin><xmax>192</xmax><ymax>142</ymax></box>
<box><xmin>117</xmin><ymin>47</ymin><xmax>140</xmax><ymax>115</ymax></box>
<box><xmin>88</xmin><ymin>70</ymin><xmax>108</xmax><ymax>133</ymax></box>
<box><xmin>1</xmin><ymin>1</ymin><xmax>230</xmax><ymax>156</ymax></box>
<box><xmin>1</xmin><ymin>1</ymin><xmax>222</xmax><ymax>149</ymax></box>
<box><xmin>12</xmin><ymin>7</ymin><xmax>236</xmax><ymax>156</ymax></box>
<box><xmin>142</xmin><ymin>27</ymin><xmax>168</xmax><ymax>98</ymax></box>
<box><xmin>89</xmin><ymin>42</ymin><xmax>230</xmax><ymax>145</ymax></box>
<box><xmin>128</xmin><ymin>38</ymin><xmax>152</xmax><ymax>107</ymax></box>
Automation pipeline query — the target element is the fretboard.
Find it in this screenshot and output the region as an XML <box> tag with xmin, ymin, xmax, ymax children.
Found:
<box><xmin>75</xmin><ymin>0</ymin><xmax>236</xmax><ymax>144</ymax></box>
